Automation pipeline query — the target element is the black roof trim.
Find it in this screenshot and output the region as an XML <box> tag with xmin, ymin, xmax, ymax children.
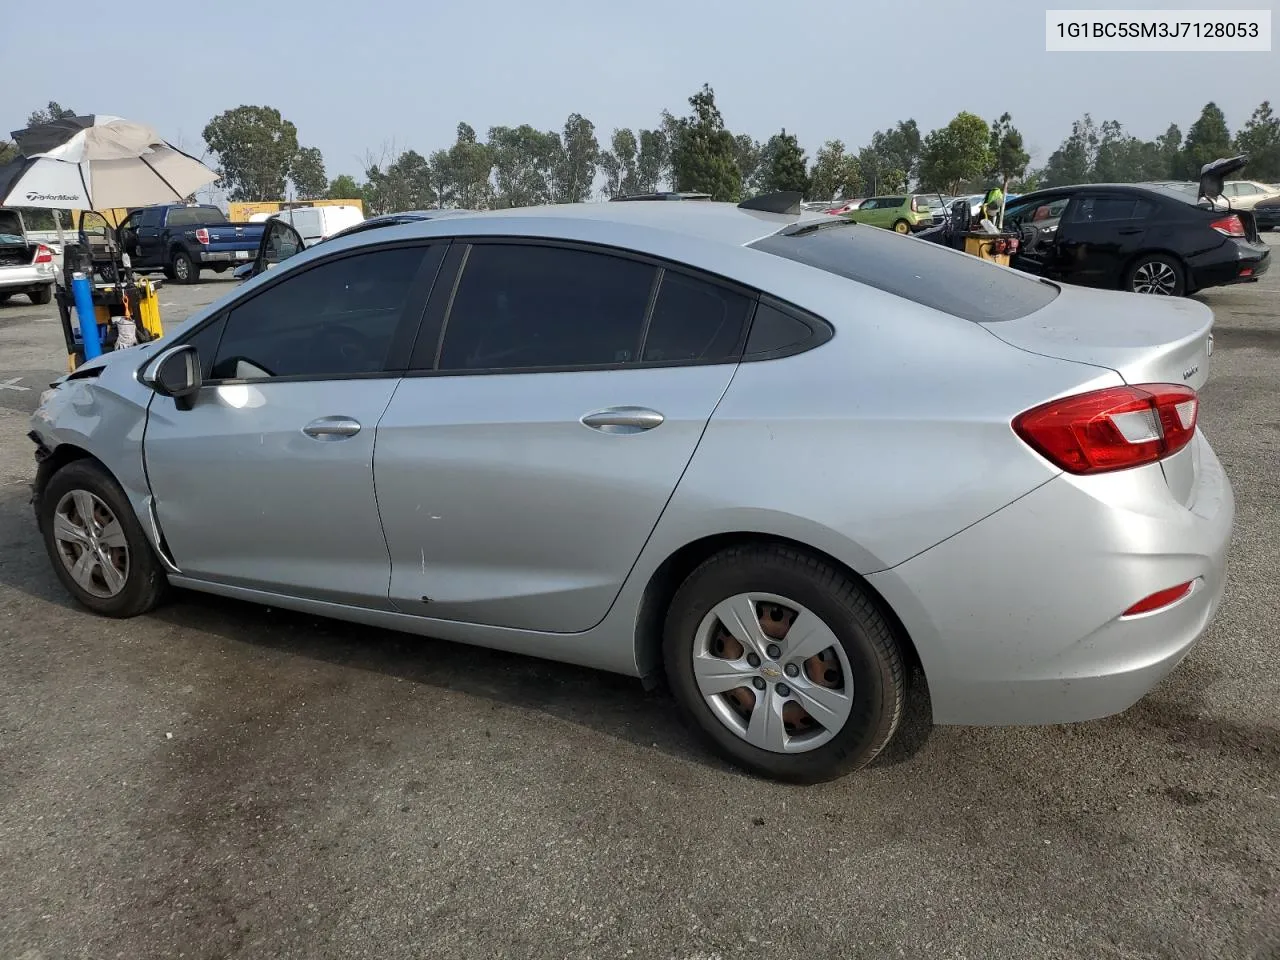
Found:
<box><xmin>738</xmin><ymin>191</ymin><xmax>803</xmax><ymax>215</ymax></box>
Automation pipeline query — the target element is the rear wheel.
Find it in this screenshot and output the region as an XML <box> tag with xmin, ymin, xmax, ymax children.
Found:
<box><xmin>39</xmin><ymin>460</ymin><xmax>168</xmax><ymax>618</ymax></box>
<box><xmin>1126</xmin><ymin>253</ymin><xmax>1185</xmax><ymax>296</ymax></box>
<box><xmin>892</xmin><ymin>219</ymin><xmax>911</xmax><ymax>234</ymax></box>
<box><xmin>171</xmin><ymin>250</ymin><xmax>199</xmax><ymax>284</ymax></box>
<box><xmin>28</xmin><ymin>284</ymin><xmax>53</xmax><ymax>305</ymax></box>
<box><xmin>0</xmin><ymin>292</ymin><xmax>12</xmax><ymax>304</ymax></box>
<box><xmin>663</xmin><ymin>544</ymin><xmax>906</xmax><ymax>783</ymax></box>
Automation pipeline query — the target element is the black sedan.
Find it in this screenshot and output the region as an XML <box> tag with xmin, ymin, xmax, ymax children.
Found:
<box><xmin>1254</xmin><ymin>194</ymin><xmax>1280</xmax><ymax>232</ymax></box>
<box><xmin>999</xmin><ymin>183</ymin><xmax>1270</xmax><ymax>296</ymax></box>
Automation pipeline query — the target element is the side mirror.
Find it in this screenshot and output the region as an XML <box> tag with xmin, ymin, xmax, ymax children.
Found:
<box><xmin>142</xmin><ymin>344</ymin><xmax>202</xmax><ymax>410</ymax></box>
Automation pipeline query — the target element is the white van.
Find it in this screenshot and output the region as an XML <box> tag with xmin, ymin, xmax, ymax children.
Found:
<box><xmin>265</xmin><ymin>205</ymin><xmax>365</xmax><ymax>246</ymax></box>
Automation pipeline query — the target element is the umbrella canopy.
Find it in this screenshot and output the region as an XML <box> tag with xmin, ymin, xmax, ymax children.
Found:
<box><xmin>0</xmin><ymin>114</ymin><xmax>218</xmax><ymax>210</ymax></box>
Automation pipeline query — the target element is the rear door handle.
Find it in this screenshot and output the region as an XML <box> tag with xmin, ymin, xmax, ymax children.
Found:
<box><xmin>302</xmin><ymin>416</ymin><xmax>362</xmax><ymax>440</ymax></box>
<box><xmin>580</xmin><ymin>406</ymin><xmax>665</xmax><ymax>435</ymax></box>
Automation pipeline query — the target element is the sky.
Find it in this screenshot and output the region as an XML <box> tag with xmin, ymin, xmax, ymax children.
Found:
<box><xmin>4</xmin><ymin>0</ymin><xmax>1276</xmax><ymax>182</ymax></box>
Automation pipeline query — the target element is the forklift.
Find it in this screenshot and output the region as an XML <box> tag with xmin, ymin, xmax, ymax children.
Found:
<box><xmin>54</xmin><ymin>211</ymin><xmax>164</xmax><ymax>372</ymax></box>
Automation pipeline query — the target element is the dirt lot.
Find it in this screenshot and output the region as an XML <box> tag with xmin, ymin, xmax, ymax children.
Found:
<box><xmin>1</xmin><ymin>249</ymin><xmax>1278</xmax><ymax>960</ymax></box>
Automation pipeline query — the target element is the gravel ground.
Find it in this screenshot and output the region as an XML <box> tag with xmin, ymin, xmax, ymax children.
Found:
<box><xmin>1</xmin><ymin>246</ymin><xmax>1277</xmax><ymax>960</ymax></box>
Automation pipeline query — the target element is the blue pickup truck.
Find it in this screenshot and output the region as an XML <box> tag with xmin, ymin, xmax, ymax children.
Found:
<box><xmin>117</xmin><ymin>204</ymin><xmax>266</xmax><ymax>284</ymax></box>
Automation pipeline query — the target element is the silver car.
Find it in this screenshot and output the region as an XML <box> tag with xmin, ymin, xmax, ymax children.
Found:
<box><xmin>28</xmin><ymin>197</ymin><xmax>1234</xmax><ymax>783</ymax></box>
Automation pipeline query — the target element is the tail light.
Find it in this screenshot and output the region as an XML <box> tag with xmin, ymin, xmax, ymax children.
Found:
<box><xmin>910</xmin><ymin>198</ymin><xmax>920</xmax><ymax>212</ymax></box>
<box><xmin>195</xmin><ymin>228</ymin><xmax>210</xmax><ymax>245</ymax></box>
<box><xmin>33</xmin><ymin>244</ymin><xmax>54</xmax><ymax>264</ymax></box>
<box><xmin>1210</xmin><ymin>215</ymin><xmax>1245</xmax><ymax>237</ymax></box>
<box><xmin>1012</xmin><ymin>383</ymin><xmax>1198</xmax><ymax>475</ymax></box>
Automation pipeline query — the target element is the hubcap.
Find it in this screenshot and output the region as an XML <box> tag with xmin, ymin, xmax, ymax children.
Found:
<box><xmin>175</xmin><ymin>258</ymin><xmax>189</xmax><ymax>280</ymax></box>
<box><xmin>52</xmin><ymin>490</ymin><xmax>130</xmax><ymax>599</ymax></box>
<box><xmin>692</xmin><ymin>592</ymin><xmax>854</xmax><ymax>754</ymax></box>
<box><xmin>1132</xmin><ymin>260</ymin><xmax>1177</xmax><ymax>295</ymax></box>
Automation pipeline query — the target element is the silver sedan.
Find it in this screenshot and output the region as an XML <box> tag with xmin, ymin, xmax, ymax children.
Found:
<box><xmin>28</xmin><ymin>196</ymin><xmax>1234</xmax><ymax>782</ymax></box>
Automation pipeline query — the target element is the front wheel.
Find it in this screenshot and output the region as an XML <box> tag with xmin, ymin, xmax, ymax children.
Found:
<box><xmin>1125</xmin><ymin>254</ymin><xmax>1185</xmax><ymax>296</ymax></box>
<box><xmin>171</xmin><ymin>250</ymin><xmax>199</xmax><ymax>284</ymax></box>
<box><xmin>39</xmin><ymin>460</ymin><xmax>169</xmax><ymax>618</ymax></box>
<box><xmin>892</xmin><ymin>219</ymin><xmax>911</xmax><ymax>234</ymax></box>
<box><xmin>663</xmin><ymin>544</ymin><xmax>906</xmax><ymax>783</ymax></box>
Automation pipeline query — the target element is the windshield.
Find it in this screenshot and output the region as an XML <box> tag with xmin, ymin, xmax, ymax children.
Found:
<box><xmin>750</xmin><ymin>221</ymin><xmax>1058</xmax><ymax>323</ymax></box>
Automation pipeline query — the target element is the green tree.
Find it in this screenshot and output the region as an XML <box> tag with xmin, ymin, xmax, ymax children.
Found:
<box><xmin>327</xmin><ymin>174</ymin><xmax>363</xmax><ymax>200</ymax></box>
<box><xmin>1234</xmin><ymin>101</ymin><xmax>1280</xmax><ymax>181</ymax></box>
<box><xmin>290</xmin><ymin>146</ymin><xmax>327</xmax><ymax>199</ymax></box>
<box><xmin>808</xmin><ymin>139</ymin><xmax>861</xmax><ymax>200</ymax></box>
<box><xmin>0</xmin><ymin>139</ymin><xmax>15</xmax><ymax>165</ymax></box>
<box><xmin>446</xmin><ymin>123</ymin><xmax>494</xmax><ymax>209</ymax></box>
<box><xmin>635</xmin><ymin>127</ymin><xmax>669</xmax><ymax>193</ymax></box>
<box><xmin>600</xmin><ymin>128</ymin><xmax>640</xmax><ymax>198</ymax></box>
<box><xmin>732</xmin><ymin>134</ymin><xmax>763</xmax><ymax>195</ymax></box>
<box><xmin>1154</xmin><ymin>123</ymin><xmax>1183</xmax><ymax>179</ymax></box>
<box><xmin>871</xmin><ymin>120</ymin><xmax>922</xmax><ymax>185</ymax></box>
<box><xmin>856</xmin><ymin>145</ymin><xmax>903</xmax><ymax>194</ymax></box>
<box><xmin>1182</xmin><ymin>102</ymin><xmax>1232</xmax><ymax>178</ymax></box>
<box><xmin>488</xmin><ymin>124</ymin><xmax>561</xmax><ymax>208</ymax></box>
<box><xmin>202</xmin><ymin>105</ymin><xmax>299</xmax><ymax>201</ymax></box>
<box><xmin>757</xmin><ymin>128</ymin><xmax>809</xmax><ymax>195</ymax></box>
<box><xmin>553</xmin><ymin>112</ymin><xmax>599</xmax><ymax>204</ymax></box>
<box><xmin>987</xmin><ymin>113</ymin><xmax>1030</xmax><ymax>198</ymax></box>
<box><xmin>26</xmin><ymin>101</ymin><xmax>77</xmax><ymax>126</ymax></box>
<box><xmin>427</xmin><ymin>149</ymin><xmax>454</xmax><ymax>208</ymax></box>
<box><xmin>670</xmin><ymin>84</ymin><xmax>742</xmax><ymax>201</ymax></box>
<box><xmin>918</xmin><ymin>112</ymin><xmax>992</xmax><ymax>192</ymax></box>
<box><xmin>1041</xmin><ymin>114</ymin><xmax>1099</xmax><ymax>186</ymax></box>
<box><xmin>363</xmin><ymin>149</ymin><xmax>434</xmax><ymax>214</ymax></box>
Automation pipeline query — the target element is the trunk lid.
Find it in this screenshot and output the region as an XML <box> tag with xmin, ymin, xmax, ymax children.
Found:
<box><xmin>981</xmin><ymin>283</ymin><xmax>1214</xmax><ymax>506</ymax></box>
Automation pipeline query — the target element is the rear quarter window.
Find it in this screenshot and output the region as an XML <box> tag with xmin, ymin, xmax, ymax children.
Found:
<box><xmin>750</xmin><ymin>222</ymin><xmax>1058</xmax><ymax>323</ymax></box>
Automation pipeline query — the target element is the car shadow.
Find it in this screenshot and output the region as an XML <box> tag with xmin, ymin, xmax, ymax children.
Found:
<box><xmin>0</xmin><ymin>485</ymin><xmax>935</xmax><ymax>776</ymax></box>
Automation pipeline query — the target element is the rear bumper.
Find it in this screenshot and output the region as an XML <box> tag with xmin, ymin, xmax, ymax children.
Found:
<box><xmin>1187</xmin><ymin>239</ymin><xmax>1270</xmax><ymax>289</ymax></box>
<box><xmin>198</xmin><ymin>249</ymin><xmax>255</xmax><ymax>263</ymax></box>
<box><xmin>0</xmin><ymin>263</ymin><xmax>56</xmax><ymax>291</ymax></box>
<box><xmin>867</xmin><ymin>431</ymin><xmax>1234</xmax><ymax>726</ymax></box>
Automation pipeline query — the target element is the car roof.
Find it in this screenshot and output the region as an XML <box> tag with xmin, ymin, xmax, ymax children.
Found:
<box><xmin>430</xmin><ymin>200</ymin><xmax>827</xmax><ymax>247</ymax></box>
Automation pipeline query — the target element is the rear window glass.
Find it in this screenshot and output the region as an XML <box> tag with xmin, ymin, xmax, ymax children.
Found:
<box><xmin>750</xmin><ymin>222</ymin><xmax>1058</xmax><ymax>323</ymax></box>
<box><xmin>166</xmin><ymin>206</ymin><xmax>227</xmax><ymax>226</ymax></box>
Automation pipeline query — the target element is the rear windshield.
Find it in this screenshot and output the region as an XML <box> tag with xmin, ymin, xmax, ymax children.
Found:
<box><xmin>166</xmin><ymin>206</ymin><xmax>227</xmax><ymax>226</ymax></box>
<box><xmin>750</xmin><ymin>221</ymin><xmax>1058</xmax><ymax>323</ymax></box>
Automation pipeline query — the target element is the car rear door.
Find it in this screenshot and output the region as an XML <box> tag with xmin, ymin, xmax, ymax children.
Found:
<box><xmin>142</xmin><ymin>241</ymin><xmax>445</xmax><ymax>607</ymax></box>
<box><xmin>372</xmin><ymin>240</ymin><xmax>752</xmax><ymax>633</ymax></box>
<box><xmin>1054</xmin><ymin>192</ymin><xmax>1155</xmax><ymax>287</ymax></box>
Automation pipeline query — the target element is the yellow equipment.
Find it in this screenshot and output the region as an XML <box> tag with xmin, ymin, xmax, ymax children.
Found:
<box><xmin>962</xmin><ymin>232</ymin><xmax>1015</xmax><ymax>267</ymax></box>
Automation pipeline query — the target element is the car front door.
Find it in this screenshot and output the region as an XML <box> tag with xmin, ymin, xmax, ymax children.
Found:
<box><xmin>1005</xmin><ymin>193</ymin><xmax>1071</xmax><ymax>278</ymax></box>
<box><xmin>372</xmin><ymin>240</ymin><xmax>752</xmax><ymax>633</ymax></box>
<box><xmin>143</xmin><ymin>241</ymin><xmax>445</xmax><ymax>607</ymax></box>
<box><xmin>1054</xmin><ymin>192</ymin><xmax>1155</xmax><ymax>288</ymax></box>
<box><xmin>249</xmin><ymin>218</ymin><xmax>306</xmax><ymax>279</ymax></box>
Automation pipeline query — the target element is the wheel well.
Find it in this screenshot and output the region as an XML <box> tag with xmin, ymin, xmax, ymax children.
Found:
<box><xmin>634</xmin><ymin>532</ymin><xmax>926</xmax><ymax>690</ymax></box>
<box><xmin>33</xmin><ymin>442</ymin><xmax>96</xmax><ymax>504</ymax></box>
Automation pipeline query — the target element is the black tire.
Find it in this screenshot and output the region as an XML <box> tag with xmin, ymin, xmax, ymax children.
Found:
<box><xmin>38</xmin><ymin>459</ymin><xmax>169</xmax><ymax>618</ymax></box>
<box><xmin>1125</xmin><ymin>253</ymin><xmax>1186</xmax><ymax>296</ymax></box>
<box><xmin>162</xmin><ymin>265</ymin><xmax>176</xmax><ymax>280</ymax></box>
<box><xmin>0</xmin><ymin>292</ymin><xmax>11</xmax><ymax>304</ymax></box>
<box><xmin>892</xmin><ymin>219</ymin><xmax>911</xmax><ymax>234</ymax></box>
<box><xmin>171</xmin><ymin>249</ymin><xmax>199</xmax><ymax>284</ymax></box>
<box><xmin>28</xmin><ymin>284</ymin><xmax>53</xmax><ymax>305</ymax></box>
<box><xmin>663</xmin><ymin>543</ymin><xmax>906</xmax><ymax>784</ymax></box>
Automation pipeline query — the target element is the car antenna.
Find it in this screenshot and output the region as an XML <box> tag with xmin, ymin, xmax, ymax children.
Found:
<box><xmin>738</xmin><ymin>191</ymin><xmax>803</xmax><ymax>215</ymax></box>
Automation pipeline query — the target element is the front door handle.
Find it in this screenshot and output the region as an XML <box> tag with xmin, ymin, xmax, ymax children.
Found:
<box><xmin>580</xmin><ymin>406</ymin><xmax>665</xmax><ymax>435</ymax></box>
<box><xmin>303</xmin><ymin>416</ymin><xmax>362</xmax><ymax>440</ymax></box>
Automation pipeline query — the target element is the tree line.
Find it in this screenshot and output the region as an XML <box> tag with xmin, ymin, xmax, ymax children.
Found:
<box><xmin>4</xmin><ymin>93</ymin><xmax>1280</xmax><ymax>222</ymax></box>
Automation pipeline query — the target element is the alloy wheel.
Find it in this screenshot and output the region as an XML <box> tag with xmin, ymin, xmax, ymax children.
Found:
<box><xmin>692</xmin><ymin>592</ymin><xmax>853</xmax><ymax>754</ymax></box>
<box><xmin>52</xmin><ymin>489</ymin><xmax>130</xmax><ymax>599</ymax></box>
<box><xmin>1131</xmin><ymin>260</ymin><xmax>1178</xmax><ymax>295</ymax></box>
